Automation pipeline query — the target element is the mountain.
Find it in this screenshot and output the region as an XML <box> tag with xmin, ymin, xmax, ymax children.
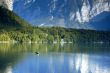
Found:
<box><xmin>88</xmin><ymin>11</ymin><xmax>110</xmax><ymax>31</ymax></box>
<box><xmin>13</xmin><ymin>0</ymin><xmax>110</xmax><ymax>30</ymax></box>
<box><xmin>0</xmin><ymin>6</ymin><xmax>30</xmax><ymax>28</ymax></box>
<box><xmin>0</xmin><ymin>4</ymin><xmax>110</xmax><ymax>43</ymax></box>
<box><xmin>0</xmin><ymin>0</ymin><xmax>13</xmax><ymax>11</ymax></box>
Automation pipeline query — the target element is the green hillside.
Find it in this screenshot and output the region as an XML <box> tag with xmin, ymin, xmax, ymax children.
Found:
<box><xmin>0</xmin><ymin>6</ymin><xmax>30</xmax><ymax>28</ymax></box>
<box><xmin>0</xmin><ymin>6</ymin><xmax>110</xmax><ymax>43</ymax></box>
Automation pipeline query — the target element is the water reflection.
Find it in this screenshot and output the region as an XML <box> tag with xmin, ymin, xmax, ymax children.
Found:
<box><xmin>10</xmin><ymin>53</ymin><xmax>110</xmax><ymax>73</ymax></box>
<box><xmin>75</xmin><ymin>54</ymin><xmax>110</xmax><ymax>73</ymax></box>
<box><xmin>5</xmin><ymin>65</ymin><xmax>12</xmax><ymax>73</ymax></box>
<box><xmin>0</xmin><ymin>43</ymin><xmax>110</xmax><ymax>73</ymax></box>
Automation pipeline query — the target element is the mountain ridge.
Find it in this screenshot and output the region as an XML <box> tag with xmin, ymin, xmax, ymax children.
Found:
<box><xmin>88</xmin><ymin>11</ymin><xmax>110</xmax><ymax>31</ymax></box>
<box><xmin>13</xmin><ymin>0</ymin><xmax>110</xmax><ymax>31</ymax></box>
<box><xmin>0</xmin><ymin>6</ymin><xmax>30</xmax><ymax>28</ymax></box>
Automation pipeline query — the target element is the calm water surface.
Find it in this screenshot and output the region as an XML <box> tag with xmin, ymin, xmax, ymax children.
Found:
<box><xmin>0</xmin><ymin>43</ymin><xmax>110</xmax><ymax>73</ymax></box>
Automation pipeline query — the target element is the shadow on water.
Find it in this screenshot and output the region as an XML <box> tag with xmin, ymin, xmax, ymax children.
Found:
<box><xmin>0</xmin><ymin>42</ymin><xmax>110</xmax><ymax>73</ymax></box>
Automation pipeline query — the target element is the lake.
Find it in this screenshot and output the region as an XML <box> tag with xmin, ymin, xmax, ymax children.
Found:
<box><xmin>0</xmin><ymin>43</ymin><xmax>110</xmax><ymax>73</ymax></box>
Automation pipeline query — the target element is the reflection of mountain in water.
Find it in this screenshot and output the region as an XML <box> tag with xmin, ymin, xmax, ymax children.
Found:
<box><xmin>74</xmin><ymin>54</ymin><xmax>110</xmax><ymax>73</ymax></box>
<box><xmin>11</xmin><ymin>53</ymin><xmax>110</xmax><ymax>73</ymax></box>
<box><xmin>0</xmin><ymin>43</ymin><xmax>110</xmax><ymax>73</ymax></box>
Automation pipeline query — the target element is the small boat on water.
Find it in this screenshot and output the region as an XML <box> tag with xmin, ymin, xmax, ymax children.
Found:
<box><xmin>35</xmin><ymin>52</ymin><xmax>39</xmax><ymax>54</ymax></box>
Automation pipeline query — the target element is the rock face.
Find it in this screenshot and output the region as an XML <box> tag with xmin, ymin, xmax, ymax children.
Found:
<box><xmin>0</xmin><ymin>0</ymin><xmax>13</xmax><ymax>11</ymax></box>
<box><xmin>76</xmin><ymin>0</ymin><xmax>110</xmax><ymax>23</ymax></box>
<box><xmin>13</xmin><ymin>0</ymin><xmax>110</xmax><ymax>30</ymax></box>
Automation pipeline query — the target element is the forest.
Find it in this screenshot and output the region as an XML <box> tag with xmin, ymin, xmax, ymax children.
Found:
<box><xmin>0</xmin><ymin>26</ymin><xmax>110</xmax><ymax>44</ymax></box>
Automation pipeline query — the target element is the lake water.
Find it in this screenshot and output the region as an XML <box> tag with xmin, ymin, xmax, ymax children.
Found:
<box><xmin>0</xmin><ymin>43</ymin><xmax>110</xmax><ymax>73</ymax></box>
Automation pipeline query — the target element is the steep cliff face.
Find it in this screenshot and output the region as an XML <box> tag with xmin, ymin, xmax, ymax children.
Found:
<box><xmin>0</xmin><ymin>0</ymin><xmax>13</xmax><ymax>11</ymax></box>
<box><xmin>75</xmin><ymin>0</ymin><xmax>110</xmax><ymax>23</ymax></box>
<box><xmin>13</xmin><ymin>0</ymin><xmax>110</xmax><ymax>30</ymax></box>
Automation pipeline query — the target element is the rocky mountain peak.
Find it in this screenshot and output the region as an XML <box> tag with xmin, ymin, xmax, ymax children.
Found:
<box><xmin>0</xmin><ymin>0</ymin><xmax>13</xmax><ymax>11</ymax></box>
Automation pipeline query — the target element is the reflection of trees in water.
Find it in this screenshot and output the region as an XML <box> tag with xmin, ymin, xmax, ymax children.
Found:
<box><xmin>76</xmin><ymin>43</ymin><xmax>110</xmax><ymax>54</ymax></box>
<box><xmin>15</xmin><ymin>43</ymin><xmax>110</xmax><ymax>54</ymax></box>
<box><xmin>0</xmin><ymin>43</ymin><xmax>110</xmax><ymax>73</ymax></box>
<box><xmin>0</xmin><ymin>42</ymin><xmax>110</xmax><ymax>54</ymax></box>
<box><xmin>0</xmin><ymin>43</ymin><xmax>27</xmax><ymax>72</ymax></box>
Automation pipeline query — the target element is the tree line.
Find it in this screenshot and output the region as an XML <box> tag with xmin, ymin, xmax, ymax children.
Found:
<box><xmin>0</xmin><ymin>26</ymin><xmax>110</xmax><ymax>44</ymax></box>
